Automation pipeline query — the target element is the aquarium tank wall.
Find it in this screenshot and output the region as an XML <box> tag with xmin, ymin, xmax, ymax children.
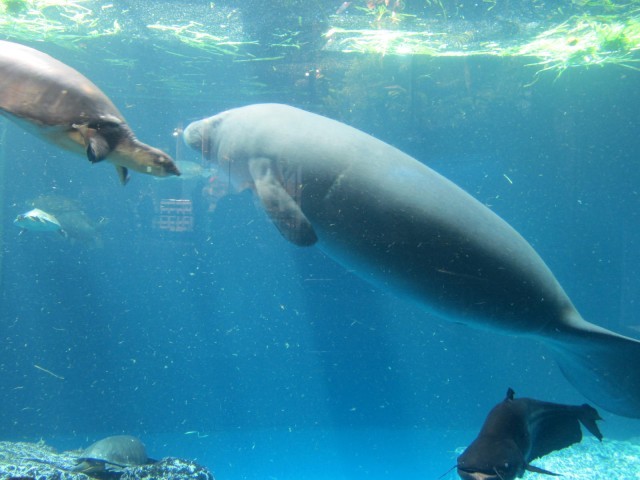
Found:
<box><xmin>1</xmin><ymin>1</ymin><xmax>640</xmax><ymax>479</ymax></box>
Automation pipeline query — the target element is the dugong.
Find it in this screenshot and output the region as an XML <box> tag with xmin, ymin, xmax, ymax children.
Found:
<box><xmin>183</xmin><ymin>103</ymin><xmax>640</xmax><ymax>418</ymax></box>
<box><xmin>0</xmin><ymin>40</ymin><xmax>180</xmax><ymax>183</ymax></box>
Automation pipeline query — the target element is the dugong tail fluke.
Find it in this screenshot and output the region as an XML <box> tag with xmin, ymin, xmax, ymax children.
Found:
<box><xmin>547</xmin><ymin>317</ymin><xmax>640</xmax><ymax>418</ymax></box>
<box><xmin>183</xmin><ymin>103</ymin><xmax>640</xmax><ymax>417</ymax></box>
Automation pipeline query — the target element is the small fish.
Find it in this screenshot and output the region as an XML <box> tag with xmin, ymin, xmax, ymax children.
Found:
<box><xmin>14</xmin><ymin>208</ymin><xmax>66</xmax><ymax>236</ymax></box>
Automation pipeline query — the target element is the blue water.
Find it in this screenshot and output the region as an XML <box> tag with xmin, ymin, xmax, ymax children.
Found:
<box><xmin>44</xmin><ymin>428</ymin><xmax>466</xmax><ymax>479</ymax></box>
<box><xmin>2</xmin><ymin>3</ymin><xmax>640</xmax><ymax>478</ymax></box>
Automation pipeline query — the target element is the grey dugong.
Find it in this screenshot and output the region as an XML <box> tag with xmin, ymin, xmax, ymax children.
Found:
<box><xmin>183</xmin><ymin>103</ymin><xmax>640</xmax><ymax>418</ymax></box>
<box><xmin>0</xmin><ymin>40</ymin><xmax>180</xmax><ymax>184</ymax></box>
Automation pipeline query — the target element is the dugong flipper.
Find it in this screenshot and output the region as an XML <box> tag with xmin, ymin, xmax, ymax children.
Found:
<box><xmin>0</xmin><ymin>40</ymin><xmax>180</xmax><ymax>183</ymax></box>
<box><xmin>248</xmin><ymin>156</ymin><xmax>318</xmax><ymax>246</ymax></box>
<box><xmin>183</xmin><ymin>103</ymin><xmax>640</xmax><ymax>418</ymax></box>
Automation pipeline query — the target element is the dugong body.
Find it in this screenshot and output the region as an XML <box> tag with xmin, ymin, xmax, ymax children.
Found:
<box><xmin>184</xmin><ymin>103</ymin><xmax>640</xmax><ymax>417</ymax></box>
<box><xmin>0</xmin><ymin>40</ymin><xmax>180</xmax><ymax>183</ymax></box>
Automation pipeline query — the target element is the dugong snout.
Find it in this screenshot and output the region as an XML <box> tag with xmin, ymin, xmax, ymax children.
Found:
<box><xmin>182</xmin><ymin>121</ymin><xmax>201</xmax><ymax>149</ymax></box>
<box><xmin>183</xmin><ymin>119</ymin><xmax>214</xmax><ymax>158</ymax></box>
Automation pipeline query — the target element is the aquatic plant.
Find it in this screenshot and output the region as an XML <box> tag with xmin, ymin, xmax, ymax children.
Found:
<box><xmin>325</xmin><ymin>27</ymin><xmax>444</xmax><ymax>55</ymax></box>
<box><xmin>0</xmin><ymin>0</ymin><xmax>639</xmax><ymax>77</ymax></box>
<box><xmin>354</xmin><ymin>0</ymin><xmax>416</xmax><ymax>26</ymax></box>
<box><xmin>146</xmin><ymin>22</ymin><xmax>258</xmax><ymax>57</ymax></box>
<box><xmin>0</xmin><ymin>0</ymin><xmax>120</xmax><ymax>46</ymax></box>
<box><xmin>325</xmin><ymin>8</ymin><xmax>640</xmax><ymax>76</ymax></box>
<box><xmin>2</xmin><ymin>0</ymin><xmax>28</xmax><ymax>15</ymax></box>
<box><xmin>515</xmin><ymin>15</ymin><xmax>640</xmax><ymax>74</ymax></box>
<box><xmin>424</xmin><ymin>0</ymin><xmax>450</xmax><ymax>19</ymax></box>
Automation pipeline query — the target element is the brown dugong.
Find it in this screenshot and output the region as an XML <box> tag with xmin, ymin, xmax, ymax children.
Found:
<box><xmin>183</xmin><ymin>103</ymin><xmax>640</xmax><ymax>418</ymax></box>
<box><xmin>0</xmin><ymin>40</ymin><xmax>180</xmax><ymax>183</ymax></box>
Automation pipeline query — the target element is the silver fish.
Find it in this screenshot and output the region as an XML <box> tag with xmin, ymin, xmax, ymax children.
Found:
<box><xmin>14</xmin><ymin>208</ymin><xmax>65</xmax><ymax>236</ymax></box>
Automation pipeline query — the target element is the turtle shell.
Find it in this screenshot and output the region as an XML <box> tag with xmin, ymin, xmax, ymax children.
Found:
<box><xmin>74</xmin><ymin>435</ymin><xmax>148</xmax><ymax>472</ymax></box>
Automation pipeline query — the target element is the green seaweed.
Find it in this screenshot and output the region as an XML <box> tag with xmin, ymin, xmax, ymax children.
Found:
<box><xmin>2</xmin><ymin>0</ymin><xmax>28</xmax><ymax>15</ymax></box>
<box><xmin>0</xmin><ymin>0</ymin><xmax>639</xmax><ymax>76</ymax></box>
